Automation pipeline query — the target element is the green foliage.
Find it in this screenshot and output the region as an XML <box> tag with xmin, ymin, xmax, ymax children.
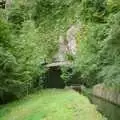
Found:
<box><xmin>74</xmin><ymin>24</ymin><xmax>107</xmax><ymax>87</ymax></box>
<box><xmin>1</xmin><ymin>0</ymin><xmax>120</xmax><ymax>103</ymax></box>
<box><xmin>61</xmin><ymin>67</ymin><xmax>73</xmax><ymax>84</ymax></box>
<box><xmin>0</xmin><ymin>18</ymin><xmax>12</xmax><ymax>47</ymax></box>
<box><xmin>97</xmin><ymin>12</ymin><xmax>120</xmax><ymax>89</ymax></box>
<box><xmin>7</xmin><ymin>0</ymin><xmax>33</xmax><ymax>32</ymax></box>
<box><xmin>107</xmin><ymin>0</ymin><xmax>120</xmax><ymax>13</ymax></box>
<box><xmin>74</xmin><ymin>7</ymin><xmax>120</xmax><ymax>89</ymax></box>
<box><xmin>0</xmin><ymin>19</ymin><xmax>22</xmax><ymax>101</ymax></box>
<box><xmin>8</xmin><ymin>8</ymin><xmax>25</xmax><ymax>30</ymax></box>
<box><xmin>80</xmin><ymin>0</ymin><xmax>107</xmax><ymax>22</ymax></box>
<box><xmin>0</xmin><ymin>0</ymin><xmax>83</xmax><ymax>103</ymax></box>
<box><xmin>98</xmin><ymin>65</ymin><xmax>120</xmax><ymax>89</ymax></box>
<box><xmin>0</xmin><ymin>19</ymin><xmax>49</xmax><ymax>103</ymax></box>
<box><xmin>32</xmin><ymin>0</ymin><xmax>82</xmax><ymax>30</ymax></box>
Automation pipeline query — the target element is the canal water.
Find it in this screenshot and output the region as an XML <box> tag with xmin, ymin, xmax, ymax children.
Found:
<box><xmin>88</xmin><ymin>95</ymin><xmax>120</xmax><ymax>120</ymax></box>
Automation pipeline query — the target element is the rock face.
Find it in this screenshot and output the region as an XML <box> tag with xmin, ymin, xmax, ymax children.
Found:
<box><xmin>93</xmin><ymin>84</ymin><xmax>120</xmax><ymax>105</ymax></box>
<box><xmin>55</xmin><ymin>36</ymin><xmax>68</xmax><ymax>62</ymax></box>
<box><xmin>66</xmin><ymin>25</ymin><xmax>80</xmax><ymax>55</ymax></box>
<box><xmin>6</xmin><ymin>0</ymin><xmax>12</xmax><ymax>9</ymax></box>
<box><xmin>53</xmin><ymin>24</ymin><xmax>80</xmax><ymax>62</ymax></box>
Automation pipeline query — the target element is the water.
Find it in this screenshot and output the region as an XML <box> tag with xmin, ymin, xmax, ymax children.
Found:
<box><xmin>88</xmin><ymin>95</ymin><xmax>120</xmax><ymax>120</ymax></box>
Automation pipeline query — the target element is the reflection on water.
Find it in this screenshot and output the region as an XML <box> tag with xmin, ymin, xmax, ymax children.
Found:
<box><xmin>88</xmin><ymin>95</ymin><xmax>120</xmax><ymax>120</ymax></box>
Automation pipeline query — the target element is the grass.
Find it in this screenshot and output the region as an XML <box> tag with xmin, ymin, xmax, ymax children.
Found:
<box><xmin>0</xmin><ymin>89</ymin><xmax>104</xmax><ymax>120</ymax></box>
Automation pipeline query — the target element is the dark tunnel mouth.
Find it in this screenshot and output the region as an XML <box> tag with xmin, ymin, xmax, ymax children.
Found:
<box><xmin>45</xmin><ymin>66</ymin><xmax>65</xmax><ymax>88</ymax></box>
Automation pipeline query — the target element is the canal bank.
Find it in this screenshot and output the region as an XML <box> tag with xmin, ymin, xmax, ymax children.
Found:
<box><xmin>92</xmin><ymin>84</ymin><xmax>120</xmax><ymax>105</ymax></box>
<box><xmin>88</xmin><ymin>95</ymin><xmax>120</xmax><ymax>120</ymax></box>
<box><xmin>82</xmin><ymin>87</ymin><xmax>120</xmax><ymax>120</ymax></box>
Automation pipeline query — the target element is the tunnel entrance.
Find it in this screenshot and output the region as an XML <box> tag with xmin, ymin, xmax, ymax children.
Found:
<box><xmin>45</xmin><ymin>66</ymin><xmax>65</xmax><ymax>88</ymax></box>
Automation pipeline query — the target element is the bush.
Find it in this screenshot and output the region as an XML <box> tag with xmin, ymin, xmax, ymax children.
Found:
<box><xmin>97</xmin><ymin>12</ymin><xmax>120</xmax><ymax>89</ymax></box>
<box><xmin>74</xmin><ymin>11</ymin><xmax>120</xmax><ymax>89</ymax></box>
<box><xmin>74</xmin><ymin>23</ymin><xmax>107</xmax><ymax>87</ymax></box>
<box><xmin>107</xmin><ymin>0</ymin><xmax>120</xmax><ymax>13</ymax></box>
<box><xmin>80</xmin><ymin>0</ymin><xmax>107</xmax><ymax>22</ymax></box>
<box><xmin>0</xmin><ymin>19</ymin><xmax>47</xmax><ymax>103</ymax></box>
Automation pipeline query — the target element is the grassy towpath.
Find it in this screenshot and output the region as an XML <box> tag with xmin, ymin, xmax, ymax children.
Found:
<box><xmin>0</xmin><ymin>89</ymin><xmax>104</xmax><ymax>120</ymax></box>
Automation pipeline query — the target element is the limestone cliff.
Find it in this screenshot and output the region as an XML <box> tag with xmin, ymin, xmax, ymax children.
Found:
<box><xmin>53</xmin><ymin>24</ymin><xmax>80</xmax><ymax>62</ymax></box>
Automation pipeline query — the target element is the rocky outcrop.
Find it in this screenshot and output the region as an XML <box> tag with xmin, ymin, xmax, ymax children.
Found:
<box><xmin>92</xmin><ymin>84</ymin><xmax>120</xmax><ymax>105</ymax></box>
<box><xmin>6</xmin><ymin>0</ymin><xmax>12</xmax><ymax>9</ymax></box>
<box><xmin>53</xmin><ymin>24</ymin><xmax>81</xmax><ymax>62</ymax></box>
<box><xmin>66</xmin><ymin>24</ymin><xmax>80</xmax><ymax>55</ymax></box>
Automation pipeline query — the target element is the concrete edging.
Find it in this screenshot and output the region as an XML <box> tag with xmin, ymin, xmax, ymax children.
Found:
<box><xmin>92</xmin><ymin>84</ymin><xmax>120</xmax><ymax>105</ymax></box>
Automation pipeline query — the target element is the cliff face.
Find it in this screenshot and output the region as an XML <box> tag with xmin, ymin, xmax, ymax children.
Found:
<box><xmin>53</xmin><ymin>24</ymin><xmax>80</xmax><ymax>62</ymax></box>
<box><xmin>66</xmin><ymin>25</ymin><xmax>80</xmax><ymax>55</ymax></box>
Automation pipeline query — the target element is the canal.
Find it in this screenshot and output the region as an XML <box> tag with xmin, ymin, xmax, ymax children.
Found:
<box><xmin>88</xmin><ymin>95</ymin><xmax>120</xmax><ymax>120</ymax></box>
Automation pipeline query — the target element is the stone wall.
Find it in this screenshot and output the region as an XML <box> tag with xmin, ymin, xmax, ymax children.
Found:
<box><xmin>92</xmin><ymin>84</ymin><xmax>120</xmax><ymax>105</ymax></box>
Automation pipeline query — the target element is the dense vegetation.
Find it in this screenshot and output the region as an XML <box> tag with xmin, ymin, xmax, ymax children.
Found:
<box><xmin>74</xmin><ymin>0</ymin><xmax>120</xmax><ymax>89</ymax></box>
<box><xmin>0</xmin><ymin>0</ymin><xmax>83</xmax><ymax>103</ymax></box>
<box><xmin>60</xmin><ymin>0</ymin><xmax>120</xmax><ymax>89</ymax></box>
<box><xmin>0</xmin><ymin>0</ymin><xmax>120</xmax><ymax>103</ymax></box>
